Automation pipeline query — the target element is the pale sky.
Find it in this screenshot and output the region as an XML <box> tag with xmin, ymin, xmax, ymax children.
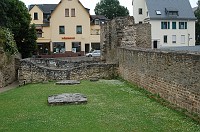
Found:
<box><xmin>20</xmin><ymin>0</ymin><xmax>198</xmax><ymax>15</ymax></box>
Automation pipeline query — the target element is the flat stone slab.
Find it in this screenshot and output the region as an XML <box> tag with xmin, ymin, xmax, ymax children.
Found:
<box><xmin>48</xmin><ymin>93</ymin><xmax>87</xmax><ymax>105</ymax></box>
<box><xmin>90</xmin><ymin>77</ymin><xmax>99</xmax><ymax>82</ymax></box>
<box><xmin>56</xmin><ymin>80</ymin><xmax>80</xmax><ymax>85</ymax></box>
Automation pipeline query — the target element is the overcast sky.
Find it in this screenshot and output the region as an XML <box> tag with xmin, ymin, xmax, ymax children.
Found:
<box><xmin>20</xmin><ymin>0</ymin><xmax>198</xmax><ymax>15</ymax></box>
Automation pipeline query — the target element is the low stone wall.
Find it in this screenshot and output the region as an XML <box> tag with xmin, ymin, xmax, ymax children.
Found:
<box><xmin>18</xmin><ymin>59</ymin><xmax>117</xmax><ymax>85</ymax></box>
<box><xmin>0</xmin><ymin>50</ymin><xmax>20</xmax><ymax>88</ymax></box>
<box><xmin>118</xmin><ymin>47</ymin><xmax>200</xmax><ymax>114</ymax></box>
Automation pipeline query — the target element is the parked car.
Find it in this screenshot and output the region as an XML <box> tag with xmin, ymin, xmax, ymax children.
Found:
<box><xmin>86</xmin><ymin>50</ymin><xmax>101</xmax><ymax>57</ymax></box>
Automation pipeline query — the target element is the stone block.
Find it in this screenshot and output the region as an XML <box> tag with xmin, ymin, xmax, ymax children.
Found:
<box><xmin>56</xmin><ymin>80</ymin><xmax>80</xmax><ymax>85</ymax></box>
<box><xmin>48</xmin><ymin>93</ymin><xmax>87</xmax><ymax>105</ymax></box>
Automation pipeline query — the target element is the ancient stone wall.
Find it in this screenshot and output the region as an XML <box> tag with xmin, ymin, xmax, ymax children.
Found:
<box><xmin>118</xmin><ymin>47</ymin><xmax>200</xmax><ymax>114</ymax></box>
<box><xmin>18</xmin><ymin>59</ymin><xmax>117</xmax><ymax>85</ymax></box>
<box><xmin>101</xmin><ymin>16</ymin><xmax>151</xmax><ymax>63</ymax></box>
<box><xmin>0</xmin><ymin>48</ymin><xmax>20</xmax><ymax>88</ymax></box>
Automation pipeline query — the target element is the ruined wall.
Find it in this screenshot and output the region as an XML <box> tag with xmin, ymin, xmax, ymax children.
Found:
<box><xmin>118</xmin><ymin>47</ymin><xmax>200</xmax><ymax>114</ymax></box>
<box><xmin>18</xmin><ymin>59</ymin><xmax>117</xmax><ymax>85</ymax></box>
<box><xmin>0</xmin><ymin>48</ymin><xmax>20</xmax><ymax>88</ymax></box>
<box><xmin>101</xmin><ymin>16</ymin><xmax>151</xmax><ymax>63</ymax></box>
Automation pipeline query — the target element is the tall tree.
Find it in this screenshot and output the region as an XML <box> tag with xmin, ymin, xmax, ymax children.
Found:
<box><xmin>0</xmin><ymin>0</ymin><xmax>37</xmax><ymax>58</ymax></box>
<box><xmin>94</xmin><ymin>0</ymin><xmax>129</xmax><ymax>19</ymax></box>
<box><xmin>195</xmin><ymin>0</ymin><xmax>200</xmax><ymax>45</ymax></box>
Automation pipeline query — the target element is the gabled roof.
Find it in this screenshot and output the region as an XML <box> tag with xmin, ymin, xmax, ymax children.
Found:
<box><xmin>90</xmin><ymin>15</ymin><xmax>109</xmax><ymax>21</ymax></box>
<box><xmin>29</xmin><ymin>4</ymin><xmax>57</xmax><ymax>13</ymax></box>
<box><xmin>146</xmin><ymin>0</ymin><xmax>196</xmax><ymax>20</ymax></box>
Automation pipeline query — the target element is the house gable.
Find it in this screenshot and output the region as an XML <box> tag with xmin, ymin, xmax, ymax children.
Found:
<box><xmin>29</xmin><ymin>5</ymin><xmax>44</xmax><ymax>24</ymax></box>
<box><xmin>50</xmin><ymin>0</ymin><xmax>90</xmax><ymax>18</ymax></box>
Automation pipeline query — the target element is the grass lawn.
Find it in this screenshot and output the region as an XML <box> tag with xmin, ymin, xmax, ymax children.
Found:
<box><xmin>0</xmin><ymin>80</ymin><xmax>200</xmax><ymax>132</ymax></box>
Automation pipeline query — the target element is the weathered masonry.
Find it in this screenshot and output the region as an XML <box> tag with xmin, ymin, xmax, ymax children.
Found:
<box><xmin>118</xmin><ymin>48</ymin><xmax>200</xmax><ymax>114</ymax></box>
<box><xmin>0</xmin><ymin>48</ymin><xmax>20</xmax><ymax>88</ymax></box>
<box><xmin>101</xmin><ymin>16</ymin><xmax>200</xmax><ymax>115</ymax></box>
<box><xmin>18</xmin><ymin>58</ymin><xmax>117</xmax><ymax>85</ymax></box>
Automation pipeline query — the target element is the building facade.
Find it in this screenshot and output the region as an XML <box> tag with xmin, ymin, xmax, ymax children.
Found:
<box><xmin>29</xmin><ymin>0</ymin><xmax>108</xmax><ymax>57</ymax></box>
<box><xmin>132</xmin><ymin>0</ymin><xmax>196</xmax><ymax>49</ymax></box>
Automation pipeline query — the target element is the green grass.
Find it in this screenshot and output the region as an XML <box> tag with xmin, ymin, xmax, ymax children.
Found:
<box><xmin>0</xmin><ymin>80</ymin><xmax>200</xmax><ymax>132</ymax></box>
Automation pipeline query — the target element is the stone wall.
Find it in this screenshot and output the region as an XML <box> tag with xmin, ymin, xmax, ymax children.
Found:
<box><xmin>18</xmin><ymin>58</ymin><xmax>117</xmax><ymax>85</ymax></box>
<box><xmin>0</xmin><ymin>48</ymin><xmax>20</xmax><ymax>88</ymax></box>
<box><xmin>101</xmin><ymin>16</ymin><xmax>151</xmax><ymax>63</ymax></box>
<box><xmin>118</xmin><ymin>47</ymin><xmax>200</xmax><ymax>114</ymax></box>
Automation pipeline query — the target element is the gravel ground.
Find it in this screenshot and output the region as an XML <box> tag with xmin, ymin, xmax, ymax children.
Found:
<box><xmin>0</xmin><ymin>81</ymin><xmax>19</xmax><ymax>93</ymax></box>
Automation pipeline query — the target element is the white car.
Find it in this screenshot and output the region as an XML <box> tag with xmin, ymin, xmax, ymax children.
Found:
<box><xmin>86</xmin><ymin>50</ymin><xmax>101</xmax><ymax>57</ymax></box>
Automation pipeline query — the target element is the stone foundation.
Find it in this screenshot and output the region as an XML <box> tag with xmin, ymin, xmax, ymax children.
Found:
<box><xmin>18</xmin><ymin>58</ymin><xmax>117</xmax><ymax>85</ymax></box>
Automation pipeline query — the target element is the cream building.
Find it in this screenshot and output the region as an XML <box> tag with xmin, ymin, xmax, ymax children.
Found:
<box><xmin>29</xmin><ymin>0</ymin><xmax>108</xmax><ymax>57</ymax></box>
<box><xmin>132</xmin><ymin>0</ymin><xmax>196</xmax><ymax>49</ymax></box>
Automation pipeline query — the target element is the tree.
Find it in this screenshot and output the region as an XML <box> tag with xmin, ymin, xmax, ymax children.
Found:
<box><xmin>0</xmin><ymin>0</ymin><xmax>37</xmax><ymax>58</ymax></box>
<box><xmin>94</xmin><ymin>0</ymin><xmax>129</xmax><ymax>19</ymax></box>
<box><xmin>0</xmin><ymin>27</ymin><xmax>18</xmax><ymax>55</ymax></box>
<box><xmin>195</xmin><ymin>0</ymin><xmax>200</xmax><ymax>45</ymax></box>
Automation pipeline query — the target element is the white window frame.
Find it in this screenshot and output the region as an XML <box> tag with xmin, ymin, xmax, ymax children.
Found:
<box><xmin>172</xmin><ymin>35</ymin><xmax>176</xmax><ymax>43</ymax></box>
<box><xmin>181</xmin><ymin>35</ymin><xmax>185</xmax><ymax>44</ymax></box>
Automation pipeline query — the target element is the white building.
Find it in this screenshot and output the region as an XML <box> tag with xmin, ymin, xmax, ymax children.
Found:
<box><xmin>132</xmin><ymin>0</ymin><xmax>196</xmax><ymax>49</ymax></box>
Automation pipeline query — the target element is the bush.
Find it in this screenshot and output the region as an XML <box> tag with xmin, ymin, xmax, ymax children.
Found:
<box><xmin>0</xmin><ymin>27</ymin><xmax>18</xmax><ymax>55</ymax></box>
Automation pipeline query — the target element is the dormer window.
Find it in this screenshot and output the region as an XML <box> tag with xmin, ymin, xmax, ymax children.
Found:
<box><xmin>156</xmin><ymin>10</ymin><xmax>161</xmax><ymax>15</ymax></box>
<box><xmin>168</xmin><ymin>11</ymin><xmax>178</xmax><ymax>16</ymax></box>
<box><xmin>95</xmin><ymin>19</ymin><xmax>100</xmax><ymax>25</ymax></box>
<box><xmin>165</xmin><ymin>8</ymin><xmax>179</xmax><ymax>16</ymax></box>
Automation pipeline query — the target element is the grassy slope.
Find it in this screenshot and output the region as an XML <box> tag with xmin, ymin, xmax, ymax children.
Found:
<box><xmin>0</xmin><ymin>80</ymin><xmax>199</xmax><ymax>132</ymax></box>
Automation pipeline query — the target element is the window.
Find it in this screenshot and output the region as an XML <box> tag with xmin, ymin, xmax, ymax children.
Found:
<box><xmin>71</xmin><ymin>8</ymin><xmax>75</xmax><ymax>17</ymax></box>
<box><xmin>37</xmin><ymin>33</ymin><xmax>42</xmax><ymax>38</ymax></box>
<box><xmin>72</xmin><ymin>42</ymin><xmax>81</xmax><ymax>53</ymax></box>
<box><xmin>168</xmin><ymin>11</ymin><xmax>178</xmax><ymax>16</ymax></box>
<box><xmin>139</xmin><ymin>8</ymin><xmax>142</xmax><ymax>15</ymax></box>
<box><xmin>172</xmin><ymin>35</ymin><xmax>176</xmax><ymax>43</ymax></box>
<box><xmin>164</xmin><ymin>35</ymin><xmax>167</xmax><ymax>43</ymax></box>
<box><xmin>36</xmin><ymin>29</ymin><xmax>42</xmax><ymax>38</ymax></box>
<box><xmin>181</xmin><ymin>35</ymin><xmax>185</xmax><ymax>44</ymax></box>
<box><xmin>156</xmin><ymin>10</ymin><xmax>161</xmax><ymax>15</ymax></box>
<box><xmin>65</xmin><ymin>9</ymin><xmax>69</xmax><ymax>17</ymax></box>
<box><xmin>179</xmin><ymin>22</ymin><xmax>187</xmax><ymax>29</ymax></box>
<box><xmin>76</xmin><ymin>25</ymin><xmax>82</xmax><ymax>34</ymax></box>
<box><xmin>161</xmin><ymin>22</ymin><xmax>170</xmax><ymax>29</ymax></box>
<box><xmin>34</xmin><ymin>12</ymin><xmax>38</xmax><ymax>20</ymax></box>
<box><xmin>53</xmin><ymin>42</ymin><xmax>65</xmax><ymax>53</ymax></box>
<box><xmin>59</xmin><ymin>26</ymin><xmax>65</xmax><ymax>34</ymax></box>
<box><xmin>172</xmin><ymin>22</ymin><xmax>176</xmax><ymax>29</ymax></box>
<box><xmin>139</xmin><ymin>21</ymin><xmax>143</xmax><ymax>24</ymax></box>
<box><xmin>95</xmin><ymin>19</ymin><xmax>100</xmax><ymax>25</ymax></box>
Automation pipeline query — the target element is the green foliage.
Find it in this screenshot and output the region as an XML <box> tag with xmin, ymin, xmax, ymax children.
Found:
<box><xmin>94</xmin><ymin>0</ymin><xmax>129</xmax><ymax>19</ymax></box>
<box><xmin>0</xmin><ymin>80</ymin><xmax>200</xmax><ymax>131</ymax></box>
<box><xmin>0</xmin><ymin>27</ymin><xmax>18</xmax><ymax>55</ymax></box>
<box><xmin>22</xmin><ymin>24</ymin><xmax>37</xmax><ymax>58</ymax></box>
<box><xmin>0</xmin><ymin>0</ymin><xmax>37</xmax><ymax>58</ymax></box>
<box><xmin>195</xmin><ymin>1</ymin><xmax>200</xmax><ymax>44</ymax></box>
